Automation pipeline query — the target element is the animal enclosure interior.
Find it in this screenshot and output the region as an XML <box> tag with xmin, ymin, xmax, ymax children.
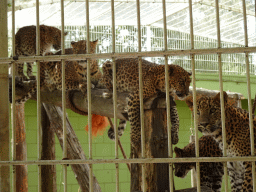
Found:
<box><xmin>0</xmin><ymin>0</ymin><xmax>256</xmax><ymax>191</ymax></box>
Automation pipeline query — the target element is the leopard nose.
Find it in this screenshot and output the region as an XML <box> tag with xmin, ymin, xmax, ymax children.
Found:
<box><xmin>200</xmin><ymin>122</ymin><xmax>209</xmax><ymax>127</ymax></box>
<box><xmin>176</xmin><ymin>91</ymin><xmax>184</xmax><ymax>98</ymax></box>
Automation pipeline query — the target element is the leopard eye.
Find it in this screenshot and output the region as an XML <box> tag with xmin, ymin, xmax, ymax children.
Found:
<box><xmin>210</xmin><ymin>108</ymin><xmax>216</xmax><ymax>113</ymax></box>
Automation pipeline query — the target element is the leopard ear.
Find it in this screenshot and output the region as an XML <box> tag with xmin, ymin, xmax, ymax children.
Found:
<box><xmin>71</xmin><ymin>41</ymin><xmax>76</xmax><ymax>47</ymax></box>
<box><xmin>214</xmin><ymin>91</ymin><xmax>228</xmax><ymax>105</ymax></box>
<box><xmin>168</xmin><ymin>65</ymin><xmax>174</xmax><ymax>76</ymax></box>
<box><xmin>174</xmin><ymin>147</ymin><xmax>183</xmax><ymax>156</ymax></box>
<box><xmin>93</xmin><ymin>39</ymin><xmax>98</xmax><ymax>44</ymax></box>
<box><xmin>188</xmin><ymin>71</ymin><xmax>192</xmax><ymax>76</ymax></box>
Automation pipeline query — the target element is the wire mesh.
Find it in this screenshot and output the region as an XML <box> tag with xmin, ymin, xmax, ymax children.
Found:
<box><xmin>1</xmin><ymin>0</ymin><xmax>256</xmax><ymax>191</ymax></box>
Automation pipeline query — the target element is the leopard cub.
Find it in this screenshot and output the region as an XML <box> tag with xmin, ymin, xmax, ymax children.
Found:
<box><xmin>13</xmin><ymin>24</ymin><xmax>67</xmax><ymax>81</ymax></box>
<box><xmin>15</xmin><ymin>39</ymin><xmax>99</xmax><ymax>104</ymax></box>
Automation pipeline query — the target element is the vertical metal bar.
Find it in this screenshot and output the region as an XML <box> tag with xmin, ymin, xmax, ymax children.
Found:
<box><xmin>11</xmin><ymin>0</ymin><xmax>16</xmax><ymax>191</ymax></box>
<box><xmin>242</xmin><ymin>1</ymin><xmax>256</xmax><ymax>191</ymax></box>
<box><xmin>60</xmin><ymin>0</ymin><xmax>67</xmax><ymax>191</ymax></box>
<box><xmin>136</xmin><ymin>0</ymin><xmax>146</xmax><ymax>191</ymax></box>
<box><xmin>111</xmin><ymin>0</ymin><xmax>119</xmax><ymax>191</ymax></box>
<box><xmin>85</xmin><ymin>0</ymin><xmax>93</xmax><ymax>191</ymax></box>
<box><xmin>188</xmin><ymin>0</ymin><xmax>200</xmax><ymax>192</ymax></box>
<box><xmin>35</xmin><ymin>1</ymin><xmax>42</xmax><ymax>191</ymax></box>
<box><xmin>0</xmin><ymin>1</ymin><xmax>10</xmax><ymax>191</ymax></box>
<box><xmin>162</xmin><ymin>0</ymin><xmax>173</xmax><ymax>191</ymax></box>
<box><xmin>215</xmin><ymin>1</ymin><xmax>228</xmax><ymax>191</ymax></box>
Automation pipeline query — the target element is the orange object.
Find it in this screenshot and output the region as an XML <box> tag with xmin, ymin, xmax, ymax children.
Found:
<box><xmin>85</xmin><ymin>114</ymin><xmax>109</xmax><ymax>136</ymax></box>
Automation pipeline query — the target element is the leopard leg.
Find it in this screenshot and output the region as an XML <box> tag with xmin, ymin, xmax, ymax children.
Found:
<box><xmin>108</xmin><ymin>119</ymin><xmax>127</xmax><ymax>140</ymax></box>
<box><xmin>242</xmin><ymin>161</ymin><xmax>253</xmax><ymax>192</ymax></box>
<box><xmin>169</xmin><ymin>97</ymin><xmax>179</xmax><ymax>145</ymax></box>
<box><xmin>228</xmin><ymin>161</ymin><xmax>244</xmax><ymax>192</ymax></box>
<box><xmin>102</xmin><ymin>61</ymin><xmax>113</xmax><ymax>91</ymax></box>
<box><xmin>128</xmin><ymin>92</ymin><xmax>141</xmax><ymax>148</ymax></box>
<box><xmin>15</xmin><ymin>81</ymin><xmax>37</xmax><ymax>104</ymax></box>
<box><xmin>27</xmin><ymin>62</ymin><xmax>36</xmax><ymax>80</ymax></box>
<box><xmin>17</xmin><ymin>63</ymin><xmax>29</xmax><ymax>81</ymax></box>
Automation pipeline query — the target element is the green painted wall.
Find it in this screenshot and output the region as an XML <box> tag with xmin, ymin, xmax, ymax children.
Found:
<box><xmin>23</xmin><ymin>95</ymin><xmax>255</xmax><ymax>191</ymax></box>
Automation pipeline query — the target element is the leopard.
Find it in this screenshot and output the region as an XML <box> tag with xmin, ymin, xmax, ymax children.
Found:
<box><xmin>15</xmin><ymin>39</ymin><xmax>99</xmax><ymax>104</ymax></box>
<box><xmin>191</xmin><ymin>91</ymin><xmax>256</xmax><ymax>192</ymax></box>
<box><xmin>13</xmin><ymin>24</ymin><xmax>67</xmax><ymax>81</ymax></box>
<box><xmin>102</xmin><ymin>58</ymin><xmax>191</xmax><ymax>147</ymax></box>
<box><xmin>174</xmin><ymin>135</ymin><xmax>224</xmax><ymax>192</ymax></box>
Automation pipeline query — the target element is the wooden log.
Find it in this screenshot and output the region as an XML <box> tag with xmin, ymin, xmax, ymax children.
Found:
<box><xmin>42</xmin><ymin>103</ymin><xmax>102</xmax><ymax>192</ymax></box>
<box><xmin>41</xmin><ymin>105</ymin><xmax>57</xmax><ymax>192</ymax></box>
<box><xmin>130</xmin><ymin>108</ymin><xmax>175</xmax><ymax>192</ymax></box>
<box><xmin>15</xmin><ymin>103</ymin><xmax>28</xmax><ymax>192</ymax></box>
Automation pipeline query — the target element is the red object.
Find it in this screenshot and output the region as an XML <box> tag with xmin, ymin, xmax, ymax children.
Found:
<box><xmin>85</xmin><ymin>114</ymin><xmax>109</xmax><ymax>136</ymax></box>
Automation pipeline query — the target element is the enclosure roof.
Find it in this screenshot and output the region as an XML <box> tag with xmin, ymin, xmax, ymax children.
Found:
<box><xmin>7</xmin><ymin>0</ymin><xmax>256</xmax><ymax>46</ymax></box>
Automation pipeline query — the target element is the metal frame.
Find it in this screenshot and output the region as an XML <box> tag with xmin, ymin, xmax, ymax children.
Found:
<box><xmin>1</xmin><ymin>0</ymin><xmax>256</xmax><ymax>191</ymax></box>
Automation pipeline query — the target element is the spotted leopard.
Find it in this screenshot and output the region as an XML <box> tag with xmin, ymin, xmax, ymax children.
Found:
<box><xmin>193</xmin><ymin>91</ymin><xmax>256</xmax><ymax>192</ymax></box>
<box><xmin>15</xmin><ymin>40</ymin><xmax>99</xmax><ymax>104</ymax></box>
<box><xmin>102</xmin><ymin>58</ymin><xmax>191</xmax><ymax>146</ymax></box>
<box><xmin>13</xmin><ymin>25</ymin><xmax>67</xmax><ymax>81</ymax></box>
<box><xmin>174</xmin><ymin>135</ymin><xmax>223</xmax><ymax>192</ymax></box>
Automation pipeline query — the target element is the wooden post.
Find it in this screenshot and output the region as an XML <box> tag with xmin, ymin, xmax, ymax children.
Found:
<box><xmin>0</xmin><ymin>1</ymin><xmax>10</xmax><ymax>191</ymax></box>
<box><xmin>43</xmin><ymin>103</ymin><xmax>102</xmax><ymax>192</ymax></box>
<box><xmin>130</xmin><ymin>108</ymin><xmax>174</xmax><ymax>192</ymax></box>
<box><xmin>41</xmin><ymin>105</ymin><xmax>56</xmax><ymax>192</ymax></box>
<box><xmin>15</xmin><ymin>104</ymin><xmax>28</xmax><ymax>192</ymax></box>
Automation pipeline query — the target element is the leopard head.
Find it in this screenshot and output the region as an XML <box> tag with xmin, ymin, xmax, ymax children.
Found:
<box><xmin>174</xmin><ymin>147</ymin><xmax>195</xmax><ymax>178</ymax></box>
<box><xmin>52</xmin><ymin>30</ymin><xmax>68</xmax><ymax>50</ymax></box>
<box><xmin>71</xmin><ymin>39</ymin><xmax>98</xmax><ymax>55</ymax></box>
<box><xmin>150</xmin><ymin>65</ymin><xmax>191</xmax><ymax>100</ymax></box>
<box><xmin>196</xmin><ymin>92</ymin><xmax>228</xmax><ymax>135</ymax></box>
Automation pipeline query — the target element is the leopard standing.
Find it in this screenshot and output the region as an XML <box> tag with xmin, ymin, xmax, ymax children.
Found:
<box><xmin>14</xmin><ymin>25</ymin><xmax>67</xmax><ymax>80</ymax></box>
<box><xmin>102</xmin><ymin>58</ymin><xmax>191</xmax><ymax>146</ymax></box>
<box><xmin>193</xmin><ymin>91</ymin><xmax>256</xmax><ymax>192</ymax></box>
<box><xmin>174</xmin><ymin>135</ymin><xmax>223</xmax><ymax>192</ymax></box>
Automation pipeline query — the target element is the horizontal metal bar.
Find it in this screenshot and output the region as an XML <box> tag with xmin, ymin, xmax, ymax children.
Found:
<box><xmin>1</xmin><ymin>46</ymin><xmax>256</xmax><ymax>64</ymax></box>
<box><xmin>0</xmin><ymin>156</ymin><xmax>256</xmax><ymax>166</ymax></box>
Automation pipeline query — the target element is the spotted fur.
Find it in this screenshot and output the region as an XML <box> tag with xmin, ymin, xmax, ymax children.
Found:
<box><xmin>15</xmin><ymin>40</ymin><xmax>99</xmax><ymax>104</ymax></box>
<box><xmin>195</xmin><ymin>91</ymin><xmax>256</xmax><ymax>192</ymax></box>
<box><xmin>174</xmin><ymin>136</ymin><xmax>223</xmax><ymax>192</ymax></box>
<box><xmin>102</xmin><ymin>58</ymin><xmax>191</xmax><ymax>146</ymax></box>
<box><xmin>13</xmin><ymin>25</ymin><xmax>67</xmax><ymax>81</ymax></box>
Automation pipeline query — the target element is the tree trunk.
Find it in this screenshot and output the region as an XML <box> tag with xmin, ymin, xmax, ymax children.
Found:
<box><xmin>42</xmin><ymin>103</ymin><xmax>102</xmax><ymax>192</ymax></box>
<box><xmin>15</xmin><ymin>103</ymin><xmax>28</xmax><ymax>192</ymax></box>
<box><xmin>130</xmin><ymin>108</ymin><xmax>175</xmax><ymax>192</ymax></box>
<box><xmin>41</xmin><ymin>104</ymin><xmax>57</xmax><ymax>192</ymax></box>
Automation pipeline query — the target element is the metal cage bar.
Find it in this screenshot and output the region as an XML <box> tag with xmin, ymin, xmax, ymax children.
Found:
<box><xmin>85</xmin><ymin>0</ymin><xmax>93</xmax><ymax>191</ymax></box>
<box><xmin>215</xmin><ymin>0</ymin><xmax>229</xmax><ymax>191</ymax></box>
<box><xmin>1</xmin><ymin>1</ymin><xmax>256</xmax><ymax>191</ymax></box>
<box><xmin>111</xmin><ymin>0</ymin><xmax>120</xmax><ymax>191</ymax></box>
<box><xmin>162</xmin><ymin>0</ymin><xmax>174</xmax><ymax>191</ymax></box>
<box><xmin>188</xmin><ymin>0</ymin><xmax>201</xmax><ymax>192</ymax></box>
<box><xmin>35</xmin><ymin>0</ymin><xmax>42</xmax><ymax>191</ymax></box>
<box><xmin>60</xmin><ymin>0</ymin><xmax>68</xmax><ymax>191</ymax></box>
<box><xmin>1</xmin><ymin>46</ymin><xmax>256</xmax><ymax>63</ymax></box>
<box><xmin>11</xmin><ymin>0</ymin><xmax>16</xmax><ymax>191</ymax></box>
<box><xmin>136</xmin><ymin>0</ymin><xmax>146</xmax><ymax>190</ymax></box>
<box><xmin>242</xmin><ymin>0</ymin><xmax>256</xmax><ymax>191</ymax></box>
